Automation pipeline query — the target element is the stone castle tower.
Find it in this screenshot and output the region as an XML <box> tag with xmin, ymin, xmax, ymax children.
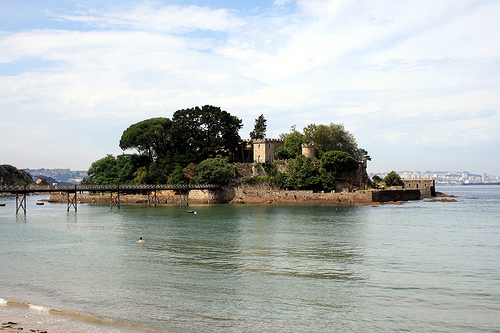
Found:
<box><xmin>253</xmin><ymin>139</ymin><xmax>284</xmax><ymax>163</ymax></box>
<box><xmin>301</xmin><ymin>143</ymin><xmax>314</xmax><ymax>159</ymax></box>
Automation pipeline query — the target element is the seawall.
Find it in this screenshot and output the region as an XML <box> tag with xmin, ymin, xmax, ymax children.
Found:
<box><xmin>49</xmin><ymin>180</ymin><xmax>435</xmax><ymax>206</ymax></box>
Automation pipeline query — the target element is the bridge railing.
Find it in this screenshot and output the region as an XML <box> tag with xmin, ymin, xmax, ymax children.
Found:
<box><xmin>0</xmin><ymin>183</ymin><xmax>220</xmax><ymax>193</ymax></box>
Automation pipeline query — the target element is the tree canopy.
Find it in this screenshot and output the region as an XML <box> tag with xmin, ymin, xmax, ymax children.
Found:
<box><xmin>276</xmin><ymin>126</ymin><xmax>305</xmax><ymax>159</ymax></box>
<box><xmin>303</xmin><ymin>123</ymin><xmax>363</xmax><ymax>160</ymax></box>
<box><xmin>249</xmin><ymin>114</ymin><xmax>267</xmax><ymax>140</ymax></box>
<box><xmin>86</xmin><ymin>107</ymin><xmax>373</xmax><ymax>189</ymax></box>
<box><xmin>191</xmin><ymin>156</ymin><xmax>235</xmax><ymax>185</ymax></box>
<box><xmin>172</xmin><ymin>105</ymin><xmax>243</xmax><ymax>162</ymax></box>
<box><xmin>383</xmin><ymin>171</ymin><xmax>404</xmax><ymax>187</ymax></box>
<box><xmin>119</xmin><ymin>118</ymin><xmax>175</xmax><ymax>162</ymax></box>
<box><xmin>88</xmin><ymin>105</ymin><xmax>244</xmax><ymax>185</ymax></box>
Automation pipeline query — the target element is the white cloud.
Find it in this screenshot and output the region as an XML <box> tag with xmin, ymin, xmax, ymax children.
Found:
<box><xmin>48</xmin><ymin>2</ymin><xmax>246</xmax><ymax>33</ymax></box>
<box><xmin>0</xmin><ymin>0</ymin><xmax>499</xmax><ymax>172</ymax></box>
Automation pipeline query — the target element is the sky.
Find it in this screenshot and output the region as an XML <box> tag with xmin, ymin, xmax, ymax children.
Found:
<box><xmin>1</xmin><ymin>0</ymin><xmax>499</xmax><ymax>175</ymax></box>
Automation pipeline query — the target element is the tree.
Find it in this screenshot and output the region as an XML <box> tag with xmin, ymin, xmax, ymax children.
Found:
<box><xmin>277</xmin><ymin>126</ymin><xmax>305</xmax><ymax>159</ymax></box>
<box><xmin>84</xmin><ymin>154</ymin><xmax>120</xmax><ymax>184</ymax></box>
<box><xmin>303</xmin><ymin>123</ymin><xmax>364</xmax><ymax>161</ymax></box>
<box><xmin>119</xmin><ymin>118</ymin><xmax>175</xmax><ymax>161</ymax></box>
<box><xmin>83</xmin><ymin>154</ymin><xmax>150</xmax><ymax>185</ymax></box>
<box><xmin>192</xmin><ymin>156</ymin><xmax>235</xmax><ymax>185</ymax></box>
<box><xmin>249</xmin><ymin>114</ymin><xmax>267</xmax><ymax>139</ymax></box>
<box><xmin>383</xmin><ymin>171</ymin><xmax>403</xmax><ymax>187</ymax></box>
<box><xmin>167</xmin><ymin>166</ymin><xmax>188</xmax><ymax>184</ymax></box>
<box><xmin>172</xmin><ymin>105</ymin><xmax>243</xmax><ymax>162</ymax></box>
<box><xmin>284</xmin><ymin>155</ymin><xmax>321</xmax><ymax>190</ymax></box>
<box><xmin>320</xmin><ymin>151</ymin><xmax>359</xmax><ymax>176</ymax></box>
<box><xmin>317</xmin><ymin>151</ymin><xmax>359</xmax><ymax>192</ymax></box>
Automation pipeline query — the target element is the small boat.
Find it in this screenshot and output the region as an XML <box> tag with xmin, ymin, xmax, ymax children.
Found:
<box><xmin>186</xmin><ymin>210</ymin><xmax>197</xmax><ymax>214</ymax></box>
<box><xmin>36</xmin><ymin>202</ymin><xmax>45</xmax><ymax>205</ymax></box>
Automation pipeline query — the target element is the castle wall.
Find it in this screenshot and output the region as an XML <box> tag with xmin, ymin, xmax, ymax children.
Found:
<box><xmin>372</xmin><ymin>190</ymin><xmax>421</xmax><ymax>202</ymax></box>
<box><xmin>402</xmin><ymin>179</ymin><xmax>436</xmax><ymax>197</ymax></box>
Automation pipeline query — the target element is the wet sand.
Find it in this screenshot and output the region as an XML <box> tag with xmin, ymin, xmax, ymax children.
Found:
<box><xmin>0</xmin><ymin>302</ymin><xmax>147</xmax><ymax>333</ymax></box>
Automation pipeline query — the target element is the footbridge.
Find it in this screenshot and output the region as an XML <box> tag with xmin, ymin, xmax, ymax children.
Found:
<box><xmin>0</xmin><ymin>184</ymin><xmax>220</xmax><ymax>214</ymax></box>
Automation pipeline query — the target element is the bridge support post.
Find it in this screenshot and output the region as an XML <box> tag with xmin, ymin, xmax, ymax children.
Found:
<box><xmin>117</xmin><ymin>185</ymin><xmax>120</xmax><ymax>209</ymax></box>
<box><xmin>178</xmin><ymin>190</ymin><xmax>188</xmax><ymax>206</ymax></box>
<box><xmin>110</xmin><ymin>192</ymin><xmax>120</xmax><ymax>209</ymax></box>
<box><xmin>16</xmin><ymin>186</ymin><xmax>27</xmax><ymax>215</ymax></box>
<box><xmin>67</xmin><ymin>192</ymin><xmax>77</xmax><ymax>212</ymax></box>
<box><xmin>67</xmin><ymin>185</ymin><xmax>78</xmax><ymax>212</ymax></box>
<box><xmin>148</xmin><ymin>185</ymin><xmax>157</xmax><ymax>207</ymax></box>
<box><xmin>208</xmin><ymin>190</ymin><xmax>217</xmax><ymax>204</ymax></box>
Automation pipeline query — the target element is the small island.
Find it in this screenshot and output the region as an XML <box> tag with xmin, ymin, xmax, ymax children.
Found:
<box><xmin>45</xmin><ymin>105</ymin><xmax>435</xmax><ymax>205</ymax></box>
<box><xmin>1</xmin><ymin>106</ymin><xmax>436</xmax><ymax>206</ymax></box>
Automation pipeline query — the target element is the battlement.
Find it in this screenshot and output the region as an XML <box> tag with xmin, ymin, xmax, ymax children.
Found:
<box><xmin>253</xmin><ymin>138</ymin><xmax>284</xmax><ymax>144</ymax></box>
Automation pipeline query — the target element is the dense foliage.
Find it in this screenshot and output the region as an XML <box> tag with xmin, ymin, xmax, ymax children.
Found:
<box><xmin>249</xmin><ymin>114</ymin><xmax>267</xmax><ymax>140</ymax></box>
<box><xmin>191</xmin><ymin>156</ymin><xmax>235</xmax><ymax>185</ymax></box>
<box><xmin>86</xmin><ymin>105</ymin><xmax>243</xmax><ymax>185</ymax></box>
<box><xmin>172</xmin><ymin>105</ymin><xmax>243</xmax><ymax>162</ymax></box>
<box><xmin>86</xmin><ymin>108</ymin><xmax>370</xmax><ymax>190</ymax></box>
<box><xmin>0</xmin><ymin>164</ymin><xmax>34</xmax><ymax>186</ymax></box>
<box><xmin>276</xmin><ymin>126</ymin><xmax>305</xmax><ymax>159</ymax></box>
<box><xmin>119</xmin><ymin>118</ymin><xmax>175</xmax><ymax>162</ymax></box>
<box><xmin>383</xmin><ymin>171</ymin><xmax>404</xmax><ymax>187</ymax></box>
<box><xmin>303</xmin><ymin>123</ymin><xmax>370</xmax><ymax>162</ymax></box>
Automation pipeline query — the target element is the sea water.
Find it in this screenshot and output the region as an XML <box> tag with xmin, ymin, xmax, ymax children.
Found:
<box><xmin>1</xmin><ymin>185</ymin><xmax>499</xmax><ymax>332</ymax></box>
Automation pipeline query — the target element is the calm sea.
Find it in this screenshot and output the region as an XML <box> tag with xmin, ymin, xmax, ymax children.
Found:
<box><xmin>1</xmin><ymin>185</ymin><xmax>499</xmax><ymax>332</ymax></box>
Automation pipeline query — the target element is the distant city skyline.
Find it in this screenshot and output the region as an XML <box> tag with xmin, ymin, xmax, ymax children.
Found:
<box><xmin>1</xmin><ymin>1</ymin><xmax>499</xmax><ymax>175</ymax></box>
<box><xmin>25</xmin><ymin>167</ymin><xmax>500</xmax><ymax>185</ymax></box>
<box><xmin>370</xmin><ymin>170</ymin><xmax>500</xmax><ymax>184</ymax></box>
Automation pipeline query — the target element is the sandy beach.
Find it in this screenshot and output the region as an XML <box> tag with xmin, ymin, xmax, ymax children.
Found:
<box><xmin>0</xmin><ymin>301</ymin><xmax>143</xmax><ymax>333</ymax></box>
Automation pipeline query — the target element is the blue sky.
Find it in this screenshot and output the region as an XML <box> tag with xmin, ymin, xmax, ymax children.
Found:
<box><xmin>1</xmin><ymin>0</ymin><xmax>499</xmax><ymax>175</ymax></box>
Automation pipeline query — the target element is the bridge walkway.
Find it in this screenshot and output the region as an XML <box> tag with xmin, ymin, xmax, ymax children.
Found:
<box><xmin>0</xmin><ymin>184</ymin><xmax>220</xmax><ymax>214</ymax></box>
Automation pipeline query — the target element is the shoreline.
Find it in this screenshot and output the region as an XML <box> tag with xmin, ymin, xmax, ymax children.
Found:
<box><xmin>46</xmin><ymin>186</ymin><xmax>438</xmax><ymax>207</ymax></box>
<box><xmin>0</xmin><ymin>299</ymin><xmax>152</xmax><ymax>333</ymax></box>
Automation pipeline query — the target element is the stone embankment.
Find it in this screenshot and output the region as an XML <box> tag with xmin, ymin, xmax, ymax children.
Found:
<box><xmin>225</xmin><ymin>183</ymin><xmax>374</xmax><ymax>205</ymax></box>
<box><xmin>49</xmin><ymin>182</ymin><xmax>435</xmax><ymax>206</ymax></box>
<box><xmin>49</xmin><ymin>189</ymin><xmax>217</xmax><ymax>206</ymax></box>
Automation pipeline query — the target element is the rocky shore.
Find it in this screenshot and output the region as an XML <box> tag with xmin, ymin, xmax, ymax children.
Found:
<box><xmin>1</xmin><ymin>321</ymin><xmax>47</xmax><ymax>333</ymax></box>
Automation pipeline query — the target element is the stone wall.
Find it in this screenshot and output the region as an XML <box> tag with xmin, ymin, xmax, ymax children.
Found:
<box><xmin>49</xmin><ymin>178</ymin><xmax>435</xmax><ymax>206</ymax></box>
<box><xmin>402</xmin><ymin>179</ymin><xmax>435</xmax><ymax>197</ymax></box>
<box><xmin>50</xmin><ymin>189</ymin><xmax>217</xmax><ymax>205</ymax></box>
<box><xmin>225</xmin><ymin>183</ymin><xmax>373</xmax><ymax>204</ymax></box>
<box><xmin>386</xmin><ymin>180</ymin><xmax>436</xmax><ymax>198</ymax></box>
<box><xmin>371</xmin><ymin>190</ymin><xmax>421</xmax><ymax>202</ymax></box>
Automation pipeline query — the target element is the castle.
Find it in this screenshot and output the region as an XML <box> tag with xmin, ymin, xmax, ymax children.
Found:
<box><xmin>252</xmin><ymin>139</ymin><xmax>315</xmax><ymax>163</ymax></box>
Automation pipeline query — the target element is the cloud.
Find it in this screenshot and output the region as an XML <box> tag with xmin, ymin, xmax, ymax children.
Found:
<box><xmin>0</xmin><ymin>0</ymin><xmax>499</xmax><ymax>172</ymax></box>
<box><xmin>48</xmin><ymin>1</ymin><xmax>246</xmax><ymax>33</ymax></box>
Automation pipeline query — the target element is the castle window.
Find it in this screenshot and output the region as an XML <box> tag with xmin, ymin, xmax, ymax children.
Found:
<box><xmin>258</xmin><ymin>144</ymin><xmax>260</xmax><ymax>149</ymax></box>
<box><xmin>258</xmin><ymin>155</ymin><xmax>261</xmax><ymax>163</ymax></box>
